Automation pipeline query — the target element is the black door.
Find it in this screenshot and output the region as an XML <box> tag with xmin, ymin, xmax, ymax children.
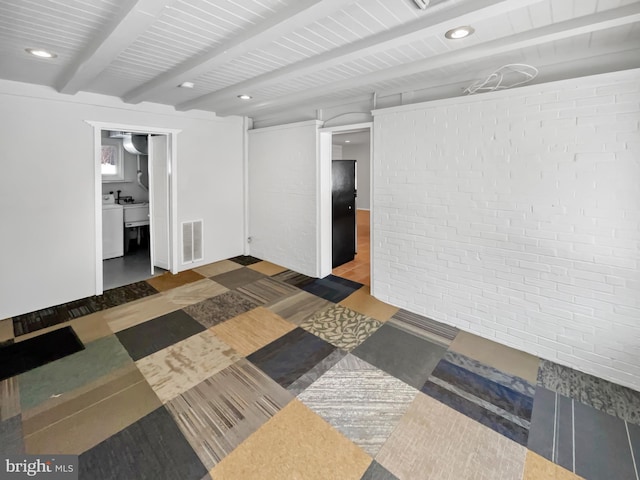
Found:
<box><xmin>332</xmin><ymin>160</ymin><xmax>356</xmax><ymax>268</ymax></box>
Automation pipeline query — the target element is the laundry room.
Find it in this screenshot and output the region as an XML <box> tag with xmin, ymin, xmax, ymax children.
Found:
<box><xmin>100</xmin><ymin>129</ymin><xmax>155</xmax><ymax>289</ymax></box>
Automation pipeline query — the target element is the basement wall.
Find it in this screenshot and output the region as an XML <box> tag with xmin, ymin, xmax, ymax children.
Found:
<box><xmin>372</xmin><ymin>68</ymin><xmax>640</xmax><ymax>390</ymax></box>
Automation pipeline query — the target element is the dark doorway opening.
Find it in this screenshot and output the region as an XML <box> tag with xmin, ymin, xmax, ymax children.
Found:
<box><xmin>332</xmin><ymin>159</ymin><xmax>357</xmax><ymax>268</ymax></box>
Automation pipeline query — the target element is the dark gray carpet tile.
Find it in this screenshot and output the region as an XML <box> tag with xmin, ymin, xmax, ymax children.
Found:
<box><xmin>79</xmin><ymin>407</ymin><xmax>207</xmax><ymax>480</ymax></box>
<box><xmin>0</xmin><ymin>415</ymin><xmax>24</xmax><ymax>455</ymax></box>
<box><xmin>352</xmin><ymin>323</ymin><xmax>446</xmax><ymax>389</ymax></box>
<box><xmin>116</xmin><ymin>310</ymin><xmax>205</xmax><ymax>361</ymax></box>
<box><xmin>229</xmin><ymin>255</ymin><xmax>263</xmax><ymax>266</ymax></box>
<box><xmin>360</xmin><ymin>461</ymin><xmax>399</xmax><ymax>480</ymax></box>
<box><xmin>13</xmin><ymin>282</ymin><xmax>158</xmax><ymax>336</ymax></box>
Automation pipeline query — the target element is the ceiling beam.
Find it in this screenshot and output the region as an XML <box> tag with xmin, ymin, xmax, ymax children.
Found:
<box><xmin>213</xmin><ymin>3</ymin><xmax>640</xmax><ymax>118</ymax></box>
<box><xmin>57</xmin><ymin>0</ymin><xmax>168</xmax><ymax>95</ymax></box>
<box><xmin>122</xmin><ymin>0</ymin><xmax>353</xmax><ymax>104</ymax></box>
<box><xmin>176</xmin><ymin>0</ymin><xmax>547</xmax><ymax>111</ymax></box>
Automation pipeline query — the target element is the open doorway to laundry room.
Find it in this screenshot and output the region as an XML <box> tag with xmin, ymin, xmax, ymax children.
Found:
<box><xmin>92</xmin><ymin>122</ymin><xmax>177</xmax><ymax>294</ymax></box>
<box><xmin>328</xmin><ymin>126</ymin><xmax>372</xmax><ymax>286</ymax></box>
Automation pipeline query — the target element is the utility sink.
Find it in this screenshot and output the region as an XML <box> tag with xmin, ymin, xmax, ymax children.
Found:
<box><xmin>123</xmin><ymin>203</ymin><xmax>149</xmax><ymax>227</ymax></box>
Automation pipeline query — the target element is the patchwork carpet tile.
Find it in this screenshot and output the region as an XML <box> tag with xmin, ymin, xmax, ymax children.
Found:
<box><xmin>19</xmin><ymin>335</ymin><xmax>133</xmax><ymax>412</ymax></box>
<box><xmin>339</xmin><ymin>287</ymin><xmax>399</xmax><ymax>322</ymax></box>
<box><xmin>247</xmin><ymin>260</ymin><xmax>288</xmax><ymax>276</ymax></box>
<box><xmin>266</xmin><ymin>290</ymin><xmax>332</xmax><ymax>325</ymax></box>
<box><xmin>183</xmin><ymin>291</ymin><xmax>258</xmax><ymax>329</ymax></box>
<box><xmin>79</xmin><ymin>407</ymin><xmax>208</xmax><ymax>480</ymax></box>
<box><xmin>0</xmin><ymin>326</ymin><xmax>84</xmax><ymax>381</ymax></box>
<box><xmin>67</xmin><ymin>314</ymin><xmax>113</xmax><ymax>344</ymax></box>
<box><xmin>352</xmin><ymin>323</ymin><xmax>446</xmax><ymax>389</ymax></box>
<box><xmin>0</xmin><ymin>415</ymin><xmax>23</xmax><ymax>454</ymax></box>
<box><xmin>229</xmin><ymin>255</ymin><xmax>263</xmax><ymax>266</ymax></box>
<box><xmin>450</xmin><ymin>331</ymin><xmax>540</xmax><ymax>383</ymax></box>
<box><xmin>23</xmin><ymin>364</ymin><xmax>161</xmax><ymax>455</ymax></box>
<box><xmin>301</xmin><ymin>305</ymin><xmax>382</xmax><ymax>351</ymax></box>
<box><xmin>302</xmin><ymin>274</ymin><xmax>363</xmax><ymax>303</ymax></box>
<box><xmin>99</xmin><ymin>294</ymin><xmax>179</xmax><ymax>333</ymax></box>
<box><xmin>161</xmin><ymin>278</ymin><xmax>229</xmax><ymax>307</ymax></box>
<box><xmin>211</xmin><ymin>267</ymin><xmax>267</xmax><ymax>290</ymax></box>
<box><xmin>527</xmin><ymin>386</ymin><xmax>640</xmax><ymax>480</ymax></box>
<box><xmin>193</xmin><ymin>259</ymin><xmax>243</xmax><ymax>277</ymax></box>
<box><xmin>387</xmin><ymin>309</ymin><xmax>458</xmax><ymax>346</ymax></box>
<box><xmin>523</xmin><ymin>451</ymin><xmax>584</xmax><ymax>480</ymax></box>
<box><xmin>272</xmin><ymin>269</ymin><xmax>316</xmax><ymax>288</ymax></box>
<box><xmin>298</xmin><ymin>355</ymin><xmax>417</xmax><ymax>456</ymax></box>
<box><xmin>146</xmin><ymin>270</ymin><xmax>205</xmax><ymax>292</ymax></box>
<box><xmin>235</xmin><ymin>277</ymin><xmax>299</xmax><ymax>305</ymax></box>
<box><xmin>136</xmin><ymin>330</ymin><xmax>240</xmax><ymax>404</ymax></box>
<box><xmin>376</xmin><ymin>393</ymin><xmax>527</xmax><ymax>480</ymax></box>
<box><xmin>422</xmin><ymin>351</ymin><xmax>535</xmax><ymax>446</ymax></box>
<box><xmin>209</xmin><ymin>399</ymin><xmax>371</xmax><ymax>480</ymax></box>
<box><xmin>166</xmin><ymin>359</ymin><xmax>293</xmax><ymax>469</ymax></box>
<box><xmin>360</xmin><ymin>461</ymin><xmax>399</xmax><ymax>480</ymax></box>
<box><xmin>210</xmin><ymin>307</ymin><xmax>296</xmax><ymax>356</ymax></box>
<box><xmin>287</xmin><ymin>349</ymin><xmax>348</xmax><ymax>396</ymax></box>
<box><xmin>247</xmin><ymin>328</ymin><xmax>336</xmax><ymax>388</ymax></box>
<box><xmin>537</xmin><ymin>359</ymin><xmax>640</xmax><ymax>425</ymax></box>
<box><xmin>116</xmin><ymin>309</ymin><xmax>204</xmax><ymax>361</ymax></box>
<box><xmin>0</xmin><ymin>377</ymin><xmax>20</xmax><ymax>421</ymax></box>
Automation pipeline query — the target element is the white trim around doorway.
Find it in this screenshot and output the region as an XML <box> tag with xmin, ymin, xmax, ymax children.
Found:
<box><xmin>87</xmin><ymin>121</ymin><xmax>181</xmax><ymax>295</ymax></box>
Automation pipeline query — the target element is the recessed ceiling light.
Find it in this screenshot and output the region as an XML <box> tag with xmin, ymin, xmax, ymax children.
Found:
<box><xmin>238</xmin><ymin>94</ymin><xmax>252</xmax><ymax>100</ymax></box>
<box><xmin>25</xmin><ymin>48</ymin><xmax>57</xmax><ymax>58</ymax></box>
<box><xmin>345</xmin><ymin>140</ymin><xmax>351</xmax><ymax>143</ymax></box>
<box><xmin>179</xmin><ymin>81</ymin><xmax>195</xmax><ymax>89</ymax></box>
<box><xmin>445</xmin><ymin>26</ymin><xmax>474</xmax><ymax>40</ymax></box>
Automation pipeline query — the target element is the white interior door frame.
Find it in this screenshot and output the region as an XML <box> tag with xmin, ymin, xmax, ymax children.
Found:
<box><xmin>318</xmin><ymin>122</ymin><xmax>374</xmax><ymax>293</ymax></box>
<box><xmin>88</xmin><ymin>121</ymin><xmax>181</xmax><ymax>295</ymax></box>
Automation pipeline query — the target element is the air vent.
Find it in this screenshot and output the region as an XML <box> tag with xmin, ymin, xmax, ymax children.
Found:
<box><xmin>182</xmin><ymin>220</ymin><xmax>203</xmax><ymax>264</ymax></box>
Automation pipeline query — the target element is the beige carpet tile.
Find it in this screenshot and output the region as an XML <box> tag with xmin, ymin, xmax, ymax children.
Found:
<box><xmin>166</xmin><ymin>359</ymin><xmax>293</xmax><ymax>469</ymax></box>
<box><xmin>388</xmin><ymin>309</ymin><xmax>459</xmax><ymax>347</ymax></box>
<box><xmin>194</xmin><ymin>260</ymin><xmax>243</xmax><ymax>278</ymax></box>
<box><xmin>376</xmin><ymin>393</ymin><xmax>527</xmax><ymax>480</ymax></box>
<box><xmin>235</xmin><ymin>277</ymin><xmax>299</xmax><ymax>306</ymax></box>
<box><xmin>162</xmin><ymin>279</ymin><xmax>229</xmax><ymax>308</ymax></box>
<box><xmin>23</xmin><ymin>364</ymin><xmax>161</xmax><ymax>455</ymax></box>
<box><xmin>12</xmin><ymin>314</ymin><xmax>112</xmax><ymax>347</ymax></box>
<box><xmin>266</xmin><ymin>290</ymin><xmax>332</xmax><ymax>326</ymax></box>
<box><xmin>209</xmin><ymin>399</ymin><xmax>371</xmax><ymax>480</ymax></box>
<box><xmin>146</xmin><ymin>270</ymin><xmax>205</xmax><ymax>292</ymax></box>
<box><xmin>301</xmin><ymin>305</ymin><xmax>382</xmax><ymax>351</ymax></box>
<box><xmin>247</xmin><ymin>261</ymin><xmax>289</xmax><ymax>276</ymax></box>
<box><xmin>0</xmin><ymin>377</ymin><xmax>20</xmax><ymax>421</ymax></box>
<box><xmin>210</xmin><ymin>307</ymin><xmax>296</xmax><ymax>356</ymax></box>
<box><xmin>298</xmin><ymin>355</ymin><xmax>417</xmax><ymax>456</ymax></box>
<box><xmin>136</xmin><ymin>329</ymin><xmax>240</xmax><ymax>404</ymax></box>
<box><xmin>100</xmin><ymin>295</ymin><xmax>179</xmax><ymax>333</ymax></box>
<box><xmin>18</xmin><ymin>335</ymin><xmax>134</xmax><ymax>412</ymax></box>
<box><xmin>0</xmin><ymin>318</ymin><xmax>14</xmax><ymax>343</ymax></box>
<box><xmin>523</xmin><ymin>451</ymin><xmax>584</xmax><ymax>480</ymax></box>
<box><xmin>339</xmin><ymin>286</ymin><xmax>399</xmax><ymax>322</ymax></box>
<box><xmin>449</xmin><ymin>331</ymin><xmax>540</xmax><ymax>384</ymax></box>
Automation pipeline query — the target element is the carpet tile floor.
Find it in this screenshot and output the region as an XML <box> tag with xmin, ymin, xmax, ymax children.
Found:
<box><xmin>1</xmin><ymin>257</ymin><xmax>638</xmax><ymax>479</ymax></box>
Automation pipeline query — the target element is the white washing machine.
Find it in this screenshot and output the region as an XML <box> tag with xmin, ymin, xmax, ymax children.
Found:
<box><xmin>102</xmin><ymin>194</ymin><xmax>124</xmax><ymax>260</ymax></box>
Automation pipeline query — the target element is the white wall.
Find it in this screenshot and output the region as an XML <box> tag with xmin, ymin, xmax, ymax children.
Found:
<box><xmin>0</xmin><ymin>80</ymin><xmax>245</xmax><ymax>319</ymax></box>
<box><xmin>372</xmin><ymin>69</ymin><xmax>640</xmax><ymax>390</ymax></box>
<box><xmin>332</xmin><ymin>144</ymin><xmax>343</xmax><ymax>160</ymax></box>
<box><xmin>248</xmin><ymin>121</ymin><xmax>322</xmax><ymax>277</ymax></box>
<box><xmin>343</xmin><ymin>142</ymin><xmax>371</xmax><ymax>210</ymax></box>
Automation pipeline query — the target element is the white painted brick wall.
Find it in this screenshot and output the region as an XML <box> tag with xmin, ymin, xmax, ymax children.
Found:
<box><xmin>372</xmin><ymin>69</ymin><xmax>640</xmax><ymax>390</ymax></box>
<box><xmin>248</xmin><ymin>121</ymin><xmax>321</xmax><ymax>277</ymax></box>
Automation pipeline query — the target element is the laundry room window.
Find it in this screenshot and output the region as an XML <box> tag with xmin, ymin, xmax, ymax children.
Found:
<box><xmin>101</xmin><ymin>138</ymin><xmax>124</xmax><ymax>182</ymax></box>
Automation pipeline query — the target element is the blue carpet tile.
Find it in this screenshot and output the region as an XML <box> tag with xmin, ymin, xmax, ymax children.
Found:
<box><xmin>421</xmin><ymin>351</ymin><xmax>535</xmax><ymax>446</ymax></box>
<box><xmin>247</xmin><ymin>327</ymin><xmax>336</xmax><ymax>388</ymax></box>
<box><xmin>301</xmin><ymin>274</ymin><xmax>362</xmax><ymax>303</ymax></box>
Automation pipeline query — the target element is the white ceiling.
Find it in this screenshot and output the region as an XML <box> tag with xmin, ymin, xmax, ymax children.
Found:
<box><xmin>1</xmin><ymin>0</ymin><xmax>639</xmax><ymax>124</ymax></box>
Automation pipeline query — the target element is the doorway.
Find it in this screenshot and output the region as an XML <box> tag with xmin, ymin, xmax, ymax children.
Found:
<box><xmin>91</xmin><ymin>122</ymin><xmax>179</xmax><ymax>295</ymax></box>
<box><xmin>320</xmin><ymin>125</ymin><xmax>372</xmax><ymax>287</ymax></box>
